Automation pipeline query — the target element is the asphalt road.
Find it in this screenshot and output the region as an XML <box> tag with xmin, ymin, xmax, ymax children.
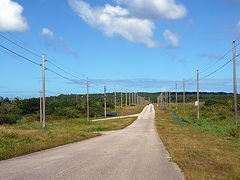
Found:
<box><xmin>0</xmin><ymin>104</ymin><xmax>185</xmax><ymax>180</ymax></box>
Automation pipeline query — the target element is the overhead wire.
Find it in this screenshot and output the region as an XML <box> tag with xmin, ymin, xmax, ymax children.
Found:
<box><xmin>0</xmin><ymin>44</ymin><xmax>41</xmax><ymax>66</ymax></box>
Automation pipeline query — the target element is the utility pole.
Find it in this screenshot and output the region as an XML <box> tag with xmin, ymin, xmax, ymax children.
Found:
<box><xmin>169</xmin><ymin>88</ymin><xmax>171</xmax><ymax>106</ymax></box>
<box><xmin>166</xmin><ymin>91</ymin><xmax>168</xmax><ymax>106</ymax></box>
<box><xmin>137</xmin><ymin>93</ymin><xmax>138</xmax><ymax>105</ymax></box>
<box><xmin>42</xmin><ymin>54</ymin><xmax>46</xmax><ymax>128</ymax></box>
<box><xmin>126</xmin><ymin>88</ymin><xmax>127</xmax><ymax>107</ymax></box>
<box><xmin>176</xmin><ymin>82</ymin><xmax>178</xmax><ymax>110</ymax></box>
<box><xmin>104</xmin><ymin>84</ymin><xmax>107</xmax><ymax>118</ymax></box>
<box><xmin>115</xmin><ymin>87</ymin><xmax>117</xmax><ymax>112</ymax></box>
<box><xmin>87</xmin><ymin>77</ymin><xmax>89</xmax><ymax>121</ymax></box>
<box><xmin>121</xmin><ymin>88</ymin><xmax>123</xmax><ymax>113</ymax></box>
<box><xmin>233</xmin><ymin>40</ymin><xmax>238</xmax><ymax>124</ymax></box>
<box><xmin>183</xmin><ymin>79</ymin><xmax>185</xmax><ymax>113</ymax></box>
<box><xmin>132</xmin><ymin>92</ymin><xmax>134</xmax><ymax>105</ymax></box>
<box><xmin>197</xmin><ymin>70</ymin><xmax>200</xmax><ymax>119</ymax></box>
<box><xmin>129</xmin><ymin>89</ymin><xmax>131</xmax><ymax>106</ymax></box>
<box><xmin>40</xmin><ymin>91</ymin><xmax>42</xmax><ymax>122</ymax></box>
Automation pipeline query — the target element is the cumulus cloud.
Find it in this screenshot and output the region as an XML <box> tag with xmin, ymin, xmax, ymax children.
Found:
<box><xmin>236</xmin><ymin>20</ymin><xmax>240</xmax><ymax>29</ymax></box>
<box><xmin>41</xmin><ymin>28</ymin><xmax>79</xmax><ymax>58</ymax></box>
<box><xmin>163</xmin><ymin>30</ymin><xmax>179</xmax><ymax>48</ymax></box>
<box><xmin>0</xmin><ymin>0</ymin><xmax>28</xmax><ymax>31</ymax></box>
<box><xmin>116</xmin><ymin>0</ymin><xmax>187</xmax><ymax>20</ymax></box>
<box><xmin>42</xmin><ymin>28</ymin><xmax>54</xmax><ymax>38</ymax></box>
<box><xmin>199</xmin><ymin>53</ymin><xmax>222</xmax><ymax>60</ymax></box>
<box><xmin>69</xmin><ymin>0</ymin><xmax>158</xmax><ymax>48</ymax></box>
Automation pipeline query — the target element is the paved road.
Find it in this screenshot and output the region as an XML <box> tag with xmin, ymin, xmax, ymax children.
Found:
<box><xmin>92</xmin><ymin>113</ymin><xmax>139</xmax><ymax>122</ymax></box>
<box><xmin>0</xmin><ymin>104</ymin><xmax>185</xmax><ymax>180</ymax></box>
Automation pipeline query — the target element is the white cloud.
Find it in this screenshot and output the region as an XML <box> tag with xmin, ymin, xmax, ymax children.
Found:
<box><xmin>42</xmin><ymin>28</ymin><xmax>54</xmax><ymax>38</ymax></box>
<box><xmin>0</xmin><ymin>0</ymin><xmax>28</xmax><ymax>31</ymax></box>
<box><xmin>117</xmin><ymin>0</ymin><xmax>187</xmax><ymax>20</ymax></box>
<box><xmin>237</xmin><ymin>20</ymin><xmax>240</xmax><ymax>29</ymax></box>
<box><xmin>163</xmin><ymin>30</ymin><xmax>179</xmax><ymax>48</ymax></box>
<box><xmin>41</xmin><ymin>28</ymin><xmax>79</xmax><ymax>58</ymax></box>
<box><xmin>69</xmin><ymin>0</ymin><xmax>158</xmax><ymax>48</ymax></box>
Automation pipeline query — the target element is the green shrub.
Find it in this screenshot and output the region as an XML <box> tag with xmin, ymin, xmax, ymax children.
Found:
<box><xmin>0</xmin><ymin>114</ymin><xmax>20</xmax><ymax>125</ymax></box>
<box><xmin>204</xmin><ymin>99</ymin><xmax>217</xmax><ymax>106</ymax></box>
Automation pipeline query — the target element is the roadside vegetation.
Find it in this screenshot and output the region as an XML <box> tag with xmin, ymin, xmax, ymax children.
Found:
<box><xmin>155</xmin><ymin>101</ymin><xmax>240</xmax><ymax>179</ymax></box>
<box><xmin>0</xmin><ymin>94</ymin><xmax>145</xmax><ymax>160</ymax></box>
<box><xmin>0</xmin><ymin>116</ymin><xmax>137</xmax><ymax>160</ymax></box>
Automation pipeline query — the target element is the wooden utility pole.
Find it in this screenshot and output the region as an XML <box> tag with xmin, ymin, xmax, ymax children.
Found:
<box><xmin>183</xmin><ymin>79</ymin><xmax>185</xmax><ymax>113</ymax></box>
<box><xmin>40</xmin><ymin>91</ymin><xmax>42</xmax><ymax>122</ymax></box>
<box><xmin>129</xmin><ymin>90</ymin><xmax>131</xmax><ymax>106</ymax></box>
<box><xmin>233</xmin><ymin>41</ymin><xmax>238</xmax><ymax>124</ymax></box>
<box><xmin>169</xmin><ymin>88</ymin><xmax>171</xmax><ymax>106</ymax></box>
<box><xmin>132</xmin><ymin>92</ymin><xmax>134</xmax><ymax>105</ymax></box>
<box><xmin>166</xmin><ymin>91</ymin><xmax>168</xmax><ymax>106</ymax></box>
<box><xmin>87</xmin><ymin>77</ymin><xmax>90</xmax><ymax>121</ymax></box>
<box><xmin>42</xmin><ymin>54</ymin><xmax>46</xmax><ymax>128</ymax></box>
<box><xmin>121</xmin><ymin>88</ymin><xmax>123</xmax><ymax>113</ymax></box>
<box><xmin>137</xmin><ymin>93</ymin><xmax>138</xmax><ymax>105</ymax></box>
<box><xmin>176</xmin><ymin>82</ymin><xmax>178</xmax><ymax>110</ymax></box>
<box><xmin>197</xmin><ymin>70</ymin><xmax>200</xmax><ymax>119</ymax></box>
<box><xmin>115</xmin><ymin>88</ymin><xmax>117</xmax><ymax>112</ymax></box>
<box><xmin>126</xmin><ymin>88</ymin><xmax>127</xmax><ymax>107</ymax></box>
<box><xmin>104</xmin><ymin>84</ymin><xmax>107</xmax><ymax>118</ymax></box>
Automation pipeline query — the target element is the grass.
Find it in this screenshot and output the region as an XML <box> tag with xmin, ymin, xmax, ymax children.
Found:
<box><xmin>91</xmin><ymin>104</ymin><xmax>145</xmax><ymax>120</ymax></box>
<box><xmin>0</xmin><ymin>116</ymin><xmax>137</xmax><ymax>161</ymax></box>
<box><xmin>155</xmin><ymin>105</ymin><xmax>240</xmax><ymax>180</ymax></box>
<box><xmin>167</xmin><ymin>102</ymin><xmax>240</xmax><ymax>138</ymax></box>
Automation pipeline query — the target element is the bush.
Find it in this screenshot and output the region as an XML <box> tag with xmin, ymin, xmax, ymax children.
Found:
<box><xmin>0</xmin><ymin>114</ymin><xmax>20</xmax><ymax>125</ymax></box>
<box><xmin>204</xmin><ymin>99</ymin><xmax>217</xmax><ymax>106</ymax></box>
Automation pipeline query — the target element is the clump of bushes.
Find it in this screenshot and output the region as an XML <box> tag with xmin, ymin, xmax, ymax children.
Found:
<box><xmin>204</xmin><ymin>99</ymin><xmax>217</xmax><ymax>106</ymax></box>
<box><xmin>0</xmin><ymin>114</ymin><xmax>20</xmax><ymax>125</ymax></box>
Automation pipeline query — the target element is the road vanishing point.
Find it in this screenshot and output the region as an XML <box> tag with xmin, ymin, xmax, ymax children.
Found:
<box><xmin>0</xmin><ymin>104</ymin><xmax>185</xmax><ymax>180</ymax></box>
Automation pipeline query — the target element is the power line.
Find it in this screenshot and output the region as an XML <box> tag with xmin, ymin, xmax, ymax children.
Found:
<box><xmin>46</xmin><ymin>67</ymin><xmax>86</xmax><ymax>85</ymax></box>
<box><xmin>0</xmin><ymin>44</ymin><xmax>41</xmax><ymax>66</ymax></box>
<box><xmin>199</xmin><ymin>42</ymin><xmax>240</xmax><ymax>74</ymax></box>
<box><xmin>47</xmin><ymin>60</ymin><xmax>86</xmax><ymax>81</ymax></box>
<box><xmin>0</xmin><ymin>33</ymin><xmax>87</xmax><ymax>82</ymax></box>
<box><xmin>0</xmin><ymin>33</ymin><xmax>42</xmax><ymax>58</ymax></box>
<box><xmin>200</xmin><ymin>58</ymin><xmax>233</xmax><ymax>80</ymax></box>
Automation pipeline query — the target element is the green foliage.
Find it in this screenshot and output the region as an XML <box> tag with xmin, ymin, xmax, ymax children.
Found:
<box><xmin>18</xmin><ymin>98</ymin><xmax>39</xmax><ymax>115</ymax></box>
<box><xmin>204</xmin><ymin>99</ymin><xmax>217</xmax><ymax>106</ymax></box>
<box><xmin>0</xmin><ymin>114</ymin><xmax>20</xmax><ymax>125</ymax></box>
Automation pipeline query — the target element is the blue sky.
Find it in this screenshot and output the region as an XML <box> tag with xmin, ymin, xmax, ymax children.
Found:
<box><xmin>0</xmin><ymin>0</ymin><xmax>240</xmax><ymax>98</ymax></box>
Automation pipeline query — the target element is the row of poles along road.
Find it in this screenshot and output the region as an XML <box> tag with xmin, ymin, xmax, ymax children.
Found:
<box><xmin>157</xmin><ymin>41</ymin><xmax>238</xmax><ymax>125</ymax></box>
<box><xmin>39</xmin><ymin>55</ymin><xmax>146</xmax><ymax>129</ymax></box>
<box><xmin>37</xmin><ymin>41</ymin><xmax>239</xmax><ymax>128</ymax></box>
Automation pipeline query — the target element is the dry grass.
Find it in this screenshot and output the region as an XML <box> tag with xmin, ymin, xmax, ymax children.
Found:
<box><xmin>0</xmin><ymin>116</ymin><xmax>137</xmax><ymax>161</ymax></box>
<box><xmin>154</xmin><ymin>105</ymin><xmax>240</xmax><ymax>180</ymax></box>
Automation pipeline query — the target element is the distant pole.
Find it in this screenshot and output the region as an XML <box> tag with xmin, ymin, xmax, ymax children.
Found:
<box><xmin>115</xmin><ymin>87</ymin><xmax>117</xmax><ymax>112</ymax></box>
<box><xmin>183</xmin><ymin>79</ymin><xmax>185</xmax><ymax>113</ymax></box>
<box><xmin>104</xmin><ymin>84</ymin><xmax>107</xmax><ymax>118</ymax></box>
<box><xmin>121</xmin><ymin>88</ymin><xmax>123</xmax><ymax>113</ymax></box>
<box><xmin>132</xmin><ymin>92</ymin><xmax>134</xmax><ymax>105</ymax></box>
<box><xmin>169</xmin><ymin>88</ymin><xmax>171</xmax><ymax>106</ymax></box>
<box><xmin>197</xmin><ymin>70</ymin><xmax>200</xmax><ymax>119</ymax></box>
<box><xmin>126</xmin><ymin>88</ymin><xmax>127</xmax><ymax>107</ymax></box>
<box><xmin>40</xmin><ymin>91</ymin><xmax>42</xmax><ymax>122</ymax></box>
<box><xmin>42</xmin><ymin>54</ymin><xmax>46</xmax><ymax>128</ymax></box>
<box><xmin>87</xmin><ymin>77</ymin><xmax>90</xmax><ymax>121</ymax></box>
<box><xmin>233</xmin><ymin>41</ymin><xmax>238</xmax><ymax>124</ymax></box>
<box><xmin>176</xmin><ymin>81</ymin><xmax>178</xmax><ymax>110</ymax></box>
<box><xmin>137</xmin><ymin>94</ymin><xmax>139</xmax><ymax>105</ymax></box>
<box><xmin>129</xmin><ymin>90</ymin><xmax>131</xmax><ymax>105</ymax></box>
<box><xmin>166</xmin><ymin>91</ymin><xmax>168</xmax><ymax>106</ymax></box>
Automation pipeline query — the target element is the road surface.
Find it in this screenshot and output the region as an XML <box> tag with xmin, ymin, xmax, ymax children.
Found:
<box><xmin>0</xmin><ymin>104</ymin><xmax>185</xmax><ymax>180</ymax></box>
<box><xmin>92</xmin><ymin>113</ymin><xmax>139</xmax><ymax>122</ymax></box>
